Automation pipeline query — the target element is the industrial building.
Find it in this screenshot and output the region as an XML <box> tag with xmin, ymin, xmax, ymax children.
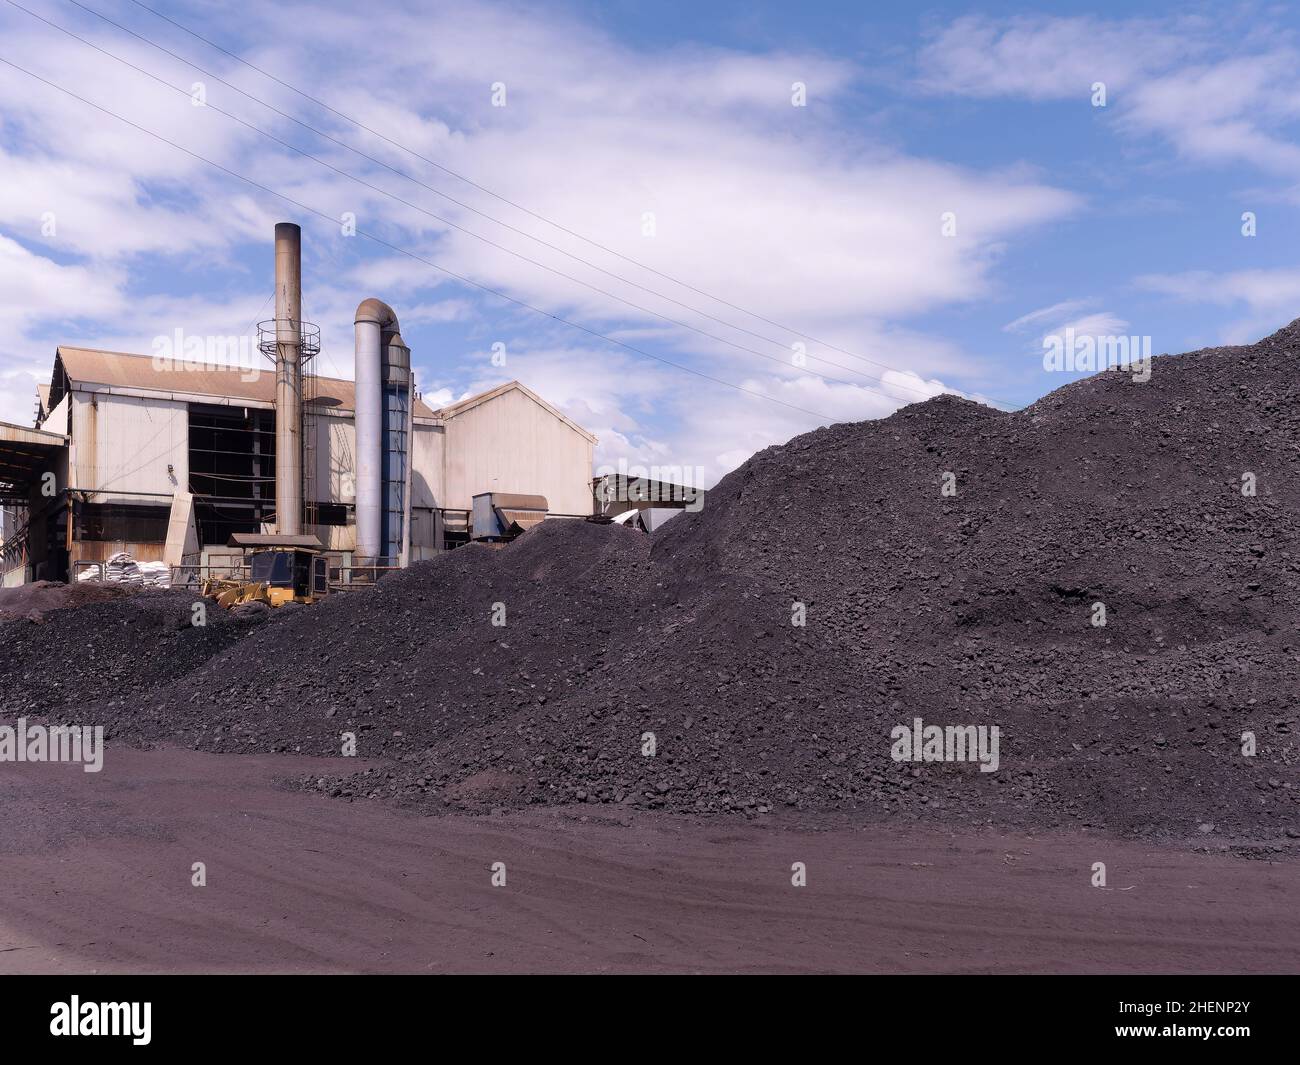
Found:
<box><xmin>0</xmin><ymin>223</ymin><xmax>597</xmax><ymax>586</ymax></box>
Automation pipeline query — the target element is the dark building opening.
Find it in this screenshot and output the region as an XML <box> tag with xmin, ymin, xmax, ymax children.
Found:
<box><xmin>74</xmin><ymin>501</ymin><xmax>170</xmax><ymax>542</ymax></box>
<box><xmin>308</xmin><ymin>502</ymin><xmax>350</xmax><ymax>526</ymax></box>
<box><xmin>188</xmin><ymin>404</ymin><xmax>276</xmax><ymax>547</ymax></box>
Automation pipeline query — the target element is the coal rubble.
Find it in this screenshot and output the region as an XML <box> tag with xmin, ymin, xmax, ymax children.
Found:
<box><xmin>0</xmin><ymin>588</ymin><xmax>262</xmax><ymax>716</ymax></box>
<box><xmin>5</xmin><ymin>320</ymin><xmax>1300</xmax><ymax>846</ymax></box>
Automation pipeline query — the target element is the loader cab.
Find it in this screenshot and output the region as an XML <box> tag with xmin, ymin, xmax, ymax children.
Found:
<box><xmin>226</xmin><ymin>533</ymin><xmax>326</xmax><ymax>606</ymax></box>
<box><xmin>248</xmin><ymin>547</ymin><xmax>316</xmax><ymax>604</ymax></box>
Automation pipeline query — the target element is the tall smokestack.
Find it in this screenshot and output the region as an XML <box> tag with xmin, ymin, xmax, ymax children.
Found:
<box><xmin>354</xmin><ymin>298</ymin><xmax>410</xmax><ymax>563</ymax></box>
<box><xmin>273</xmin><ymin>222</ymin><xmax>303</xmax><ymax>536</ymax></box>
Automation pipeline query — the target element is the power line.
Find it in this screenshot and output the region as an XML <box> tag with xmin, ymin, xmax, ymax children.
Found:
<box><xmin>239</xmin><ymin>289</ymin><xmax>273</xmax><ymax>348</ymax></box>
<box><xmin>0</xmin><ymin>53</ymin><xmax>839</xmax><ymax>422</ymax></box>
<box><xmin>28</xmin><ymin>0</ymin><xmax>957</xmax><ymax>408</ymax></box>
<box><xmin>115</xmin><ymin>0</ymin><xmax>1011</xmax><ymax>409</ymax></box>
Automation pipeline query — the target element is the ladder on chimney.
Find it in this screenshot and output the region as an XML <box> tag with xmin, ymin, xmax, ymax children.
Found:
<box><xmin>301</xmin><ymin>344</ymin><xmax>319</xmax><ymax>536</ymax></box>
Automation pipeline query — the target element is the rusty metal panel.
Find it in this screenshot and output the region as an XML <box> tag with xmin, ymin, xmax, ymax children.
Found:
<box><xmin>491</xmin><ymin>493</ymin><xmax>548</xmax><ymax>511</ymax></box>
<box><xmin>226</xmin><ymin>532</ymin><xmax>322</xmax><ymax>549</ymax></box>
<box><xmin>70</xmin><ymin>391</ymin><xmax>187</xmax><ymax>502</ymax></box>
<box><xmin>71</xmin><ymin>541</ymin><xmax>167</xmax><ymax>563</ymax></box>
<box><xmin>57</xmin><ymin>347</ymin><xmax>437</xmax><ymax>417</ymax></box>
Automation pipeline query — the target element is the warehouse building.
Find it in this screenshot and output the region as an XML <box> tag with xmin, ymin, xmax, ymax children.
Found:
<box><xmin>0</xmin><ymin>351</ymin><xmax>595</xmax><ymax>585</ymax></box>
<box><xmin>0</xmin><ymin>224</ymin><xmax>597</xmax><ymax>586</ymax></box>
<box><xmin>0</xmin><ymin>222</ymin><xmax>716</xmax><ymax>590</ymax></box>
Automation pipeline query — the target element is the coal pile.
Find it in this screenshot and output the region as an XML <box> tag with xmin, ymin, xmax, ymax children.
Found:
<box><xmin>92</xmin><ymin>519</ymin><xmax>655</xmax><ymax>758</ymax></box>
<box><xmin>16</xmin><ymin>320</ymin><xmax>1300</xmax><ymax>844</ymax></box>
<box><xmin>0</xmin><ymin>589</ymin><xmax>265</xmax><ymax>717</ymax></box>
<box><xmin>0</xmin><ymin>579</ymin><xmax>132</xmax><ymax>622</ymax></box>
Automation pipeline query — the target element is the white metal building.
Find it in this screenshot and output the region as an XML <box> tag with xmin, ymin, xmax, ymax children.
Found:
<box><xmin>0</xmin><ymin>346</ymin><xmax>596</xmax><ymax>584</ymax></box>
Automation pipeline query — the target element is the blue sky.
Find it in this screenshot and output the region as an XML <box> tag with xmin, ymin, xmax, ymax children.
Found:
<box><xmin>2</xmin><ymin>0</ymin><xmax>1299</xmax><ymax>484</ymax></box>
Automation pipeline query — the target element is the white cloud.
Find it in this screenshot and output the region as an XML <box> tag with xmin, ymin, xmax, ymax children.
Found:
<box><xmin>917</xmin><ymin>15</ymin><xmax>1206</xmax><ymax>100</ymax></box>
<box><xmin>1023</xmin><ymin>312</ymin><xmax>1132</xmax><ymax>366</ymax></box>
<box><xmin>0</xmin><ymin>0</ymin><xmax>1078</xmax><ymax>463</ymax></box>
<box><xmin>1138</xmin><ymin>268</ymin><xmax>1300</xmax><ymax>343</ymax></box>
<box><xmin>1000</xmin><ymin>298</ymin><xmax>1131</xmax><ymax>367</ymax></box>
<box><xmin>0</xmin><ymin>234</ymin><xmax>123</xmax><ymax>329</ymax></box>
<box><xmin>0</xmin><ymin>233</ymin><xmax>124</xmax><ymax>424</ymax></box>
<box><xmin>1003</xmin><ymin>299</ymin><xmax>1095</xmax><ymax>333</ymax></box>
<box><xmin>1045</xmin><ymin>312</ymin><xmax>1129</xmax><ymax>340</ymax></box>
<box><xmin>919</xmin><ymin>13</ymin><xmax>1300</xmax><ymax>175</ymax></box>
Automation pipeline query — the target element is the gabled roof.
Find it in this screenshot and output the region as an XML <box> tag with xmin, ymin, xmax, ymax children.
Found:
<box><xmin>46</xmin><ymin>350</ymin><xmax>597</xmax><ymax>442</ymax></box>
<box><xmin>52</xmin><ymin>347</ymin><xmax>439</xmax><ymax>418</ymax></box>
<box><xmin>435</xmin><ymin>380</ymin><xmax>598</xmax><ymax>444</ymax></box>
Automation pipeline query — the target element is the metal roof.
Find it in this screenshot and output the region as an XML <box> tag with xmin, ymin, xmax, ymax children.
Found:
<box><xmin>226</xmin><ymin>532</ymin><xmax>323</xmax><ymax>549</ymax></box>
<box><xmin>592</xmin><ymin>473</ymin><xmax>705</xmax><ymax>506</ymax></box>
<box><xmin>473</xmin><ymin>491</ymin><xmax>548</xmax><ymax>511</ymax></box>
<box><xmin>438</xmin><ymin>380</ymin><xmax>598</xmax><ymax>443</ymax></box>
<box><xmin>48</xmin><ymin>350</ymin><xmax>598</xmax><ymax>442</ymax></box>
<box><xmin>0</xmin><ymin>421</ymin><xmax>68</xmax><ymax>504</ymax></box>
<box><xmin>54</xmin><ymin>347</ymin><xmax>439</xmax><ymax>418</ymax></box>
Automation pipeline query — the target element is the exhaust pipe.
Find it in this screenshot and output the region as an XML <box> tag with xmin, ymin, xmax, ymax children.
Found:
<box><xmin>274</xmin><ymin>223</ymin><xmax>303</xmax><ymax>535</ymax></box>
<box><xmin>354</xmin><ymin>299</ymin><xmax>410</xmax><ymax>563</ymax></box>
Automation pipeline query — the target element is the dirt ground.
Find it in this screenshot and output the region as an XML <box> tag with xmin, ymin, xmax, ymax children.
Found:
<box><xmin>0</xmin><ymin>747</ymin><xmax>1295</xmax><ymax>974</ymax></box>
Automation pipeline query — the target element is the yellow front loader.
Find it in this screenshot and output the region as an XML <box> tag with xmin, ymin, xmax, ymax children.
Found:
<box><xmin>202</xmin><ymin>534</ymin><xmax>327</xmax><ymax>609</ymax></box>
<box><xmin>200</xmin><ymin>577</ymin><xmax>274</xmax><ymax>609</ymax></box>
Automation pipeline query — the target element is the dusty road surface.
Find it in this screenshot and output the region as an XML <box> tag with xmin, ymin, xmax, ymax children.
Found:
<box><xmin>0</xmin><ymin>747</ymin><xmax>1295</xmax><ymax>974</ymax></box>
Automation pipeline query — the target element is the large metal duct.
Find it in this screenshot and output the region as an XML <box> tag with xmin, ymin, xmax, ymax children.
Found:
<box><xmin>354</xmin><ymin>299</ymin><xmax>411</xmax><ymax>563</ymax></box>
<box><xmin>273</xmin><ymin>223</ymin><xmax>303</xmax><ymax>535</ymax></box>
<box><xmin>382</xmin><ymin>330</ymin><xmax>411</xmax><ymax>565</ymax></box>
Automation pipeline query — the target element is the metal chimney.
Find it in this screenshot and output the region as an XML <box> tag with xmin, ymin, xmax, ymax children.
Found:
<box><xmin>273</xmin><ymin>222</ymin><xmax>303</xmax><ymax>535</ymax></box>
<box><xmin>354</xmin><ymin>298</ymin><xmax>411</xmax><ymax>564</ymax></box>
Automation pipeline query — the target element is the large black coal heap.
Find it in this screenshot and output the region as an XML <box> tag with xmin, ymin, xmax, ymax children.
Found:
<box><xmin>7</xmin><ymin>324</ymin><xmax>1299</xmax><ymax>842</ymax></box>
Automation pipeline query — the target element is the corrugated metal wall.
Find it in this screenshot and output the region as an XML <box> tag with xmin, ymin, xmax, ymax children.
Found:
<box><xmin>309</xmin><ymin>412</ymin><xmax>360</xmax><ymax>505</ymax></box>
<box><xmin>64</xmin><ymin>383</ymin><xmax>593</xmax><ymax>547</ymax></box>
<box><xmin>442</xmin><ymin>388</ymin><xmax>593</xmax><ymax>515</ymax></box>
<box><xmin>410</xmin><ymin>424</ymin><xmax>445</xmax><ymax>504</ymax></box>
<box><xmin>70</xmin><ymin>392</ymin><xmax>188</xmax><ymax>502</ymax></box>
